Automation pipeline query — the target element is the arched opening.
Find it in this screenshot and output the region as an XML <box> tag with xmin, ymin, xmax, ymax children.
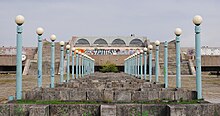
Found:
<box><xmin>75</xmin><ymin>38</ymin><xmax>90</xmax><ymax>46</ymax></box>
<box><xmin>129</xmin><ymin>38</ymin><xmax>144</xmax><ymax>47</ymax></box>
<box><xmin>112</xmin><ymin>38</ymin><xmax>126</xmax><ymax>46</ymax></box>
<box><xmin>93</xmin><ymin>38</ymin><xmax>108</xmax><ymax>46</ymax></box>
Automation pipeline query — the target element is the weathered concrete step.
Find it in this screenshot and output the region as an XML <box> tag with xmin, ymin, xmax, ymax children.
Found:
<box><xmin>1</xmin><ymin>104</ymin><xmax>219</xmax><ymax>116</ymax></box>
<box><xmin>167</xmin><ymin>105</ymin><xmax>186</xmax><ymax>116</ymax></box>
<box><xmin>24</xmin><ymin>88</ymin><xmax>197</xmax><ymax>102</ymax></box>
<box><xmin>29</xmin><ymin>105</ymin><xmax>49</xmax><ymax>116</ymax></box>
<box><xmin>101</xmin><ymin>105</ymin><xmax>116</xmax><ymax>116</ymax></box>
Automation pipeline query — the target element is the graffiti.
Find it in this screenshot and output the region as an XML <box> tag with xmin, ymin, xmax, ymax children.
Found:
<box><xmin>83</xmin><ymin>48</ymin><xmax>141</xmax><ymax>55</ymax></box>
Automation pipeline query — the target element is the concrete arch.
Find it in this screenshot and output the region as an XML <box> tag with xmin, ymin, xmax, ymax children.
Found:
<box><xmin>75</xmin><ymin>38</ymin><xmax>90</xmax><ymax>46</ymax></box>
<box><xmin>112</xmin><ymin>38</ymin><xmax>126</xmax><ymax>46</ymax></box>
<box><xmin>129</xmin><ymin>38</ymin><xmax>144</xmax><ymax>47</ymax></box>
<box><xmin>94</xmin><ymin>38</ymin><xmax>108</xmax><ymax>46</ymax></box>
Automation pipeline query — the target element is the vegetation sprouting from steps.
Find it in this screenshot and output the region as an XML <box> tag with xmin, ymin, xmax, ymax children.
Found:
<box><xmin>100</xmin><ymin>61</ymin><xmax>118</xmax><ymax>73</ymax></box>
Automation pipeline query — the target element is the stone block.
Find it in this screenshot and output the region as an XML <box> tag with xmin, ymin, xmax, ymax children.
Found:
<box><xmin>29</xmin><ymin>105</ymin><xmax>49</xmax><ymax>116</ymax></box>
<box><xmin>142</xmin><ymin>82</ymin><xmax>151</xmax><ymax>88</ymax></box>
<box><xmin>65</xmin><ymin>81</ymin><xmax>80</xmax><ymax>88</ymax></box>
<box><xmin>142</xmin><ymin>104</ymin><xmax>167</xmax><ymax>116</ymax></box>
<box><xmin>93</xmin><ymin>82</ymin><xmax>105</xmax><ymax>91</ymax></box>
<box><xmin>116</xmin><ymin>104</ymin><xmax>142</xmax><ymax>116</ymax></box>
<box><xmin>115</xmin><ymin>91</ymin><xmax>131</xmax><ymax>102</ymax></box>
<box><xmin>175</xmin><ymin>90</ymin><xmax>197</xmax><ymax>101</ymax></box>
<box><xmin>185</xmin><ymin>104</ymin><xmax>216</xmax><ymax>116</ymax></box>
<box><xmin>106</xmin><ymin>82</ymin><xmax>112</xmax><ymax>88</ymax></box>
<box><xmin>60</xmin><ymin>89</ymin><xmax>70</xmax><ymax>100</ymax></box>
<box><xmin>87</xmin><ymin>89</ymin><xmax>103</xmax><ymax>101</ymax></box>
<box><xmin>79</xmin><ymin>82</ymin><xmax>90</xmax><ymax>88</ymax></box>
<box><xmin>50</xmin><ymin>104</ymin><xmax>70</xmax><ymax>116</ymax></box>
<box><xmin>131</xmin><ymin>91</ymin><xmax>148</xmax><ymax>101</ymax></box>
<box><xmin>214</xmin><ymin>104</ymin><xmax>220</xmax><ymax>116</ymax></box>
<box><xmin>147</xmin><ymin>91</ymin><xmax>159</xmax><ymax>100</ymax></box>
<box><xmin>101</xmin><ymin>105</ymin><xmax>116</xmax><ymax>116</ymax></box>
<box><xmin>80</xmin><ymin>104</ymin><xmax>100</xmax><ymax>116</ymax></box>
<box><xmin>42</xmin><ymin>89</ymin><xmax>60</xmax><ymax>100</ymax></box>
<box><xmin>9</xmin><ymin>104</ymin><xmax>31</xmax><ymax>116</ymax></box>
<box><xmin>69</xmin><ymin>89</ymin><xmax>86</xmax><ymax>101</ymax></box>
<box><xmin>25</xmin><ymin>88</ymin><xmax>43</xmax><ymax>100</ymax></box>
<box><xmin>103</xmin><ymin>89</ymin><xmax>114</xmax><ymax>102</ymax></box>
<box><xmin>159</xmin><ymin>91</ymin><xmax>175</xmax><ymax>100</ymax></box>
<box><xmin>151</xmin><ymin>83</ymin><xmax>165</xmax><ymax>88</ymax></box>
<box><xmin>167</xmin><ymin>105</ymin><xmax>186</xmax><ymax>116</ymax></box>
<box><xmin>0</xmin><ymin>104</ymin><xmax>10</xmax><ymax>116</ymax></box>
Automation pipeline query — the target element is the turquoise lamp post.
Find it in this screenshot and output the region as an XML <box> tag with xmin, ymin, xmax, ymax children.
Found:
<box><xmin>143</xmin><ymin>47</ymin><xmax>148</xmax><ymax>80</ymax></box>
<box><xmin>175</xmin><ymin>28</ymin><xmax>182</xmax><ymax>88</ymax></box>
<box><xmin>155</xmin><ymin>40</ymin><xmax>160</xmax><ymax>83</ymax></box>
<box><xmin>78</xmin><ymin>51</ymin><xmax>81</xmax><ymax>78</ymax></box>
<box><xmin>148</xmin><ymin>45</ymin><xmax>153</xmax><ymax>82</ymax></box>
<box><xmin>71</xmin><ymin>47</ymin><xmax>75</xmax><ymax>79</ymax></box>
<box><xmin>75</xmin><ymin>50</ymin><xmax>79</xmax><ymax>79</ymax></box>
<box><xmin>15</xmin><ymin>15</ymin><xmax>25</xmax><ymax>100</ymax></box>
<box><xmin>59</xmin><ymin>41</ymin><xmax>65</xmax><ymax>83</ymax></box>
<box><xmin>81</xmin><ymin>53</ymin><xmax>84</xmax><ymax>77</ymax></box>
<box><xmin>133</xmin><ymin>54</ymin><xmax>136</xmax><ymax>77</ymax></box>
<box><xmin>164</xmin><ymin>41</ymin><xmax>168</xmax><ymax>88</ymax></box>
<box><xmin>124</xmin><ymin>58</ymin><xmax>126</xmax><ymax>73</ymax></box>
<box><xmin>193</xmin><ymin>15</ymin><xmax>203</xmax><ymax>99</ymax></box>
<box><xmin>66</xmin><ymin>44</ymin><xmax>71</xmax><ymax>82</ymax></box>
<box><xmin>140</xmin><ymin>50</ymin><xmax>143</xmax><ymax>79</ymax></box>
<box><xmin>137</xmin><ymin>52</ymin><xmax>140</xmax><ymax>78</ymax></box>
<box><xmin>36</xmin><ymin>27</ymin><xmax>44</xmax><ymax>88</ymax></box>
<box><xmin>135</xmin><ymin>53</ymin><xmax>138</xmax><ymax>77</ymax></box>
<box><xmin>50</xmin><ymin>34</ymin><xmax>56</xmax><ymax>88</ymax></box>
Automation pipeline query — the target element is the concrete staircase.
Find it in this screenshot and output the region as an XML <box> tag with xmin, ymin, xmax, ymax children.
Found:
<box><xmin>27</xmin><ymin>41</ymin><xmax>61</xmax><ymax>75</ymax></box>
<box><xmin>151</xmin><ymin>40</ymin><xmax>194</xmax><ymax>75</ymax></box>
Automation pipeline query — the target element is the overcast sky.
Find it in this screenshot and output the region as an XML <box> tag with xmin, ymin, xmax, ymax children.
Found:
<box><xmin>0</xmin><ymin>0</ymin><xmax>219</xmax><ymax>47</ymax></box>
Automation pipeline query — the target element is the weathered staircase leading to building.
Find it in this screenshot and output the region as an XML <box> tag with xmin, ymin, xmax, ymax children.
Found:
<box><xmin>28</xmin><ymin>41</ymin><xmax>61</xmax><ymax>75</ymax></box>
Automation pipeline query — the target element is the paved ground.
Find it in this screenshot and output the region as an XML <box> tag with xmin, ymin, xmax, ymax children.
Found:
<box><xmin>0</xmin><ymin>73</ymin><xmax>220</xmax><ymax>103</ymax></box>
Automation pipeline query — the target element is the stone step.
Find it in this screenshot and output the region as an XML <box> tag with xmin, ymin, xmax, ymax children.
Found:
<box><xmin>167</xmin><ymin>105</ymin><xmax>186</xmax><ymax>116</ymax></box>
<box><xmin>101</xmin><ymin>105</ymin><xmax>116</xmax><ymax>116</ymax></box>
<box><xmin>29</xmin><ymin>105</ymin><xmax>49</xmax><ymax>116</ymax></box>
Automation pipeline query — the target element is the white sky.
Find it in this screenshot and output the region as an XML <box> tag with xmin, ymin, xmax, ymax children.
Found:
<box><xmin>0</xmin><ymin>0</ymin><xmax>219</xmax><ymax>47</ymax></box>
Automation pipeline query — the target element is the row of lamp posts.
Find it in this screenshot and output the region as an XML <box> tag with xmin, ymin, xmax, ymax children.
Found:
<box><xmin>124</xmin><ymin>15</ymin><xmax>203</xmax><ymax>99</ymax></box>
<box><xmin>15</xmin><ymin>15</ymin><xmax>95</xmax><ymax>100</ymax></box>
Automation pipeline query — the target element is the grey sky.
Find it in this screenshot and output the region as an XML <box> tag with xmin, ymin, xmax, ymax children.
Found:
<box><xmin>0</xmin><ymin>0</ymin><xmax>219</xmax><ymax>47</ymax></box>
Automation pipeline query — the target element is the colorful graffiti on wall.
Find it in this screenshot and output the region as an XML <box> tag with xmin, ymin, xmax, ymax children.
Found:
<box><xmin>75</xmin><ymin>48</ymin><xmax>142</xmax><ymax>55</ymax></box>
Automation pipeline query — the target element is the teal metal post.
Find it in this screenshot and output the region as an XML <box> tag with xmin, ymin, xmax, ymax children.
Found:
<box><xmin>82</xmin><ymin>55</ymin><xmax>84</xmax><ymax>77</ymax></box>
<box><xmin>60</xmin><ymin>45</ymin><xmax>64</xmax><ymax>83</ymax></box>
<box><xmin>137</xmin><ymin>54</ymin><xmax>139</xmax><ymax>78</ymax></box>
<box><xmin>37</xmin><ymin>33</ymin><xmax>43</xmax><ymax>87</ymax></box>
<box><xmin>76</xmin><ymin>52</ymin><xmax>79</xmax><ymax>79</ymax></box>
<box><xmin>72</xmin><ymin>50</ymin><xmax>75</xmax><ymax>79</ymax></box>
<box><xmin>15</xmin><ymin>24</ymin><xmax>23</xmax><ymax>100</ymax></box>
<box><xmin>140</xmin><ymin>52</ymin><xmax>143</xmax><ymax>79</ymax></box>
<box><xmin>144</xmin><ymin>49</ymin><xmax>147</xmax><ymax>80</ymax></box>
<box><xmin>195</xmin><ymin>25</ymin><xmax>202</xmax><ymax>99</ymax></box>
<box><xmin>85</xmin><ymin>57</ymin><xmax>87</xmax><ymax>75</ymax></box>
<box><xmin>50</xmin><ymin>39</ymin><xmax>55</xmax><ymax>88</ymax></box>
<box><xmin>164</xmin><ymin>41</ymin><xmax>168</xmax><ymax>88</ymax></box>
<box><xmin>79</xmin><ymin>54</ymin><xmax>81</xmax><ymax>78</ymax></box>
<box><xmin>176</xmin><ymin>34</ymin><xmax>181</xmax><ymax>88</ymax></box>
<box><xmin>149</xmin><ymin>50</ymin><xmax>152</xmax><ymax>82</ymax></box>
<box><xmin>155</xmin><ymin>45</ymin><xmax>159</xmax><ymax>83</ymax></box>
<box><xmin>133</xmin><ymin>56</ymin><xmax>135</xmax><ymax>76</ymax></box>
<box><xmin>66</xmin><ymin>49</ymin><xmax>70</xmax><ymax>82</ymax></box>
